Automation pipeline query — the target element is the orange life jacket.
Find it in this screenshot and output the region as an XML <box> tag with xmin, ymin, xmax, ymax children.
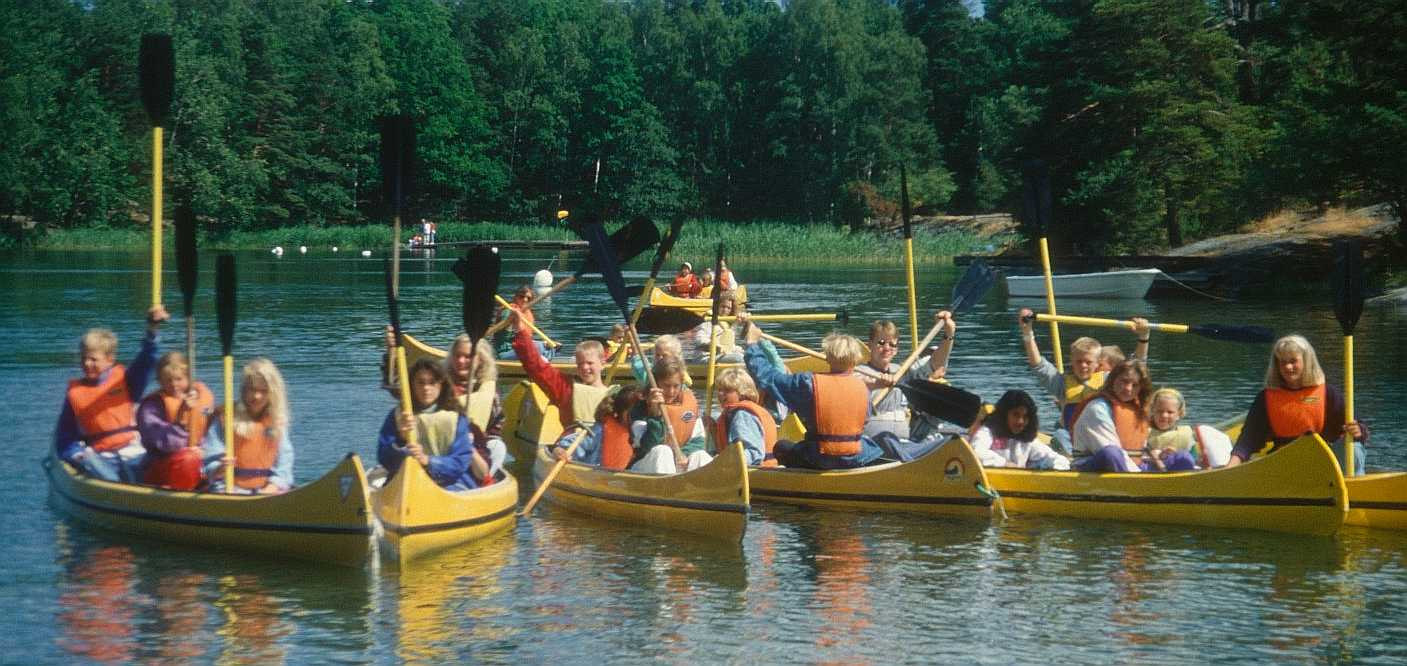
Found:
<box><xmin>662</xmin><ymin>389</ymin><xmax>700</xmax><ymax>446</ymax></box>
<box><xmin>231</xmin><ymin>417</ymin><xmax>280</xmax><ymax>490</ymax></box>
<box><xmin>1265</xmin><ymin>385</ymin><xmax>1327</xmax><ymax>440</ymax></box>
<box><xmin>159</xmin><ymin>382</ymin><xmax>214</xmax><ymax>448</ymax></box>
<box><xmin>715</xmin><ymin>400</ymin><xmax>779</xmax><ymax>467</ymax></box>
<box><xmin>1110</xmin><ymin>398</ymin><xmax>1150</xmax><ymax>453</ymax></box>
<box><xmin>67</xmin><ymin>366</ymin><xmax>137</xmax><ymax>452</ymax></box>
<box><xmin>811</xmin><ymin>373</ymin><xmax>867</xmax><ymax>456</ymax></box>
<box><xmin>599</xmin><ymin>417</ymin><xmax>635</xmax><ymax>471</ymax></box>
<box><xmin>671</xmin><ymin>274</ymin><xmax>697</xmax><ymax>296</ymax></box>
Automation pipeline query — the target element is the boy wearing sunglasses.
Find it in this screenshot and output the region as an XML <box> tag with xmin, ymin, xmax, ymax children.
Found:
<box><xmin>862</xmin><ymin>313</ymin><xmax>955</xmax><ymax>439</ymax></box>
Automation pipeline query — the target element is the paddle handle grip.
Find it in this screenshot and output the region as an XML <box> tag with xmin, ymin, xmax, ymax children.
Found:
<box><xmin>871</xmin><ymin>320</ymin><xmax>945</xmax><ymax>407</ymax></box>
<box><xmin>151</xmin><ymin>127</ymin><xmax>163</xmax><ymax>308</ymax></box>
<box><xmin>1038</xmin><ymin>237</ymin><xmax>1062</xmax><ymax>373</ymax></box>
<box><xmin>395</xmin><ymin>346</ymin><xmax>415</xmax><ymax>446</ymax></box>
<box><xmin>494</xmin><ymin>294</ymin><xmax>558</xmax><ymax>347</ymax></box>
<box><xmin>521</xmin><ymin>426</ymin><xmax>590</xmax><ymax>515</ymax></box>
<box><xmin>1034</xmin><ymin>313</ymin><xmax>1188</xmax><ymax>334</ymax></box>
<box><xmin>222</xmin><ymin>354</ymin><xmax>234</xmax><ymax>492</ymax></box>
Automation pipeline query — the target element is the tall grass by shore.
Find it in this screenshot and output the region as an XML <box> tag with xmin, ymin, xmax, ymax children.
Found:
<box><xmin>19</xmin><ymin>218</ymin><xmax>1015</xmax><ymax>261</ymax></box>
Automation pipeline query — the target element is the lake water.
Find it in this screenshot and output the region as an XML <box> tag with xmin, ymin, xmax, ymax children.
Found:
<box><xmin>2</xmin><ymin>248</ymin><xmax>1405</xmax><ymax>663</ymax></box>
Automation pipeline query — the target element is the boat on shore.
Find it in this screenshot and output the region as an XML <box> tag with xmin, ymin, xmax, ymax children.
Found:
<box><xmin>44</xmin><ymin>453</ymin><xmax>374</xmax><ymax>566</ymax></box>
<box><xmin>748</xmin><ymin>436</ymin><xmax>995</xmax><ymax>517</ymax></box>
<box><xmin>648</xmin><ymin>284</ymin><xmax>749</xmax><ymax>310</ymax></box>
<box><xmin>401</xmin><ymin>331</ymin><xmax>827</xmax><ymax>387</ymax></box>
<box><xmin>1005</xmin><ymin>268</ymin><xmax>1160</xmax><ymax>299</ymax></box>
<box><xmin>984</xmin><ymin>434</ymin><xmax>1347</xmax><ymax>536</ymax></box>
<box><xmin>371</xmin><ymin>458</ymin><xmax>518</xmax><ymax>564</ymax></box>
<box><xmin>530</xmin><ymin>440</ymin><xmax>751</xmax><ymax>542</ymax></box>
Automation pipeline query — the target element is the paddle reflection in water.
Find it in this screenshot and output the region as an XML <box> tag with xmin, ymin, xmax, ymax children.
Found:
<box><xmin>390</xmin><ymin>529</ymin><xmax>515</xmax><ymax>662</ymax></box>
<box><xmin>215</xmin><ymin>574</ymin><xmax>290</xmax><ymax>663</ymax></box>
<box><xmin>55</xmin><ymin>527</ymin><xmax>140</xmax><ymax>662</ymax></box>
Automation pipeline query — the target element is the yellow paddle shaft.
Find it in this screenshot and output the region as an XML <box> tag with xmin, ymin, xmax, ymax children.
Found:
<box><xmin>1038</xmin><ymin>237</ymin><xmax>1062</xmax><ymax>373</ymax></box>
<box><xmin>395</xmin><ymin>346</ymin><xmax>415</xmax><ymax>446</ymax></box>
<box><xmin>1344</xmin><ymin>334</ymin><xmax>1355</xmax><ymax>477</ymax></box>
<box><xmin>520</xmin><ymin>426</ymin><xmax>589</xmax><ymax>516</ymax></box>
<box><xmin>758</xmin><ymin>330</ymin><xmax>882</xmax><ymax>379</ymax></box>
<box><xmin>704</xmin><ymin>321</ymin><xmax>722</xmax><ymax>418</ymax></box>
<box><xmin>151</xmin><ymin>126</ymin><xmax>163</xmax><ymax>308</ymax></box>
<box><xmin>1034</xmin><ymin>313</ymin><xmax>1189</xmax><ymax>334</ymax></box>
<box><xmin>719</xmin><ymin>313</ymin><xmax>836</xmax><ymax>323</ymax></box>
<box><xmin>222</xmin><ymin>354</ymin><xmax>234</xmax><ymax>492</ymax></box>
<box><xmin>870</xmin><ymin>319</ymin><xmax>944</xmax><ymax>407</ymax></box>
<box><xmin>485</xmin><ymin>275</ymin><xmax>578</xmax><ymax>338</ymax></box>
<box><xmin>494</xmin><ymin>294</ymin><xmax>558</xmax><ymax>347</ymax></box>
<box><xmin>905</xmin><ymin>237</ymin><xmax>919</xmax><ymax>352</ymax></box>
<box><xmin>605</xmin><ymin>276</ymin><xmax>657</xmax><ymax>384</ymax></box>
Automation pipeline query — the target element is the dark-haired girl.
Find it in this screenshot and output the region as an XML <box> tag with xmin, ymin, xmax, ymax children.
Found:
<box><xmin>970</xmin><ymin>389</ymin><xmax>1070</xmax><ymax>470</ymax></box>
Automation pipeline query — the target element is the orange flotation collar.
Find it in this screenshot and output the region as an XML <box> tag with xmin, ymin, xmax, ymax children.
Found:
<box><xmin>715</xmin><ymin>400</ymin><xmax>778</xmax><ymax>466</ymax></box>
<box><xmin>599</xmin><ymin>417</ymin><xmax>635</xmax><ymax>471</ymax></box>
<box><xmin>1265</xmin><ymin>385</ymin><xmax>1326</xmax><ymax>440</ymax></box>
<box><xmin>662</xmin><ymin>389</ymin><xmax>700</xmax><ymax>447</ymax></box>
<box><xmin>811</xmin><ymin>373</ymin><xmax>867</xmax><ymax>457</ymax></box>
<box><xmin>232</xmin><ymin>416</ymin><xmax>280</xmax><ymax>490</ymax></box>
<box><xmin>1110</xmin><ymin>399</ymin><xmax>1150</xmax><ymax>453</ymax></box>
<box><xmin>67</xmin><ymin>366</ymin><xmax>137</xmax><ymax>452</ymax></box>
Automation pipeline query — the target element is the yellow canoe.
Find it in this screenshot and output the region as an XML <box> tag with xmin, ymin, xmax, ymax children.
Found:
<box><xmin>372</xmin><ymin>458</ymin><xmax>518</xmax><ymax>563</ymax></box>
<box><xmin>501</xmin><ymin>380</ymin><xmax>563</xmax><ymax>460</ymax></box>
<box><xmin>1219</xmin><ymin>417</ymin><xmax>1405</xmax><ymax>530</ymax></box>
<box><xmin>985</xmin><ymin>434</ymin><xmax>1347</xmax><ymax>536</ymax></box>
<box><xmin>44</xmin><ymin>453</ymin><xmax>374</xmax><ymax>566</ymax></box>
<box><xmin>648</xmin><ymin>284</ymin><xmax>749</xmax><ymax>310</ymax></box>
<box><xmin>530</xmin><ymin>440</ymin><xmax>751</xmax><ymax>542</ymax></box>
<box><xmin>748</xmin><ymin>436</ymin><xmax>994</xmax><ymax>517</ymax></box>
<box><xmin>402</xmin><ymin>331</ymin><xmax>825</xmax><ymax>386</ymax></box>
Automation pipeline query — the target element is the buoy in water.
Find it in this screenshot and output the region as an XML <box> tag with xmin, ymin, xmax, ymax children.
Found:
<box><xmin>299</xmin><ymin>245</ymin><xmax>307</xmax><ymax>254</ymax></box>
<box><xmin>271</xmin><ymin>246</ymin><xmax>284</xmax><ymax>256</ymax></box>
<box><xmin>361</xmin><ymin>250</ymin><xmax>372</xmax><ymax>257</ymax></box>
<box><xmin>533</xmin><ymin>269</ymin><xmax>553</xmax><ymax>289</ymax></box>
<box><xmin>332</xmin><ymin>246</ymin><xmax>339</xmax><ymax>252</ymax></box>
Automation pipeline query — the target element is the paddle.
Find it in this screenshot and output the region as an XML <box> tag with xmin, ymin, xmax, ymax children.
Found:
<box><xmin>215</xmin><ymin>254</ymin><xmax>236</xmax><ymax>492</ymax></box>
<box><xmin>604</xmin><ymin>216</ymin><xmax>685</xmax><ymax>384</ymax></box>
<box><xmin>384</xmin><ymin>258</ymin><xmax>416</xmax><ymax>454</ymax></box>
<box><xmin>140</xmin><ymin>34</ymin><xmax>174</xmax><ymax>310</ymax></box>
<box><xmin>900</xmin><ymin>163</ymin><xmax>920</xmax><ymax>352</ymax></box>
<box><xmin>1332</xmin><ymin>240</ymin><xmax>1365</xmax><ymax>477</ymax></box>
<box><xmin>1022</xmin><ymin>160</ymin><xmax>1063</xmax><ymax>373</ymax></box>
<box><xmin>634</xmin><ymin>306</ymin><xmax>848</xmax><ymax>336</ymax></box>
<box><xmin>483</xmin><ymin>216</ymin><xmax>660</xmax><ymax>338</ymax></box>
<box><xmin>453</xmin><ymin>245</ymin><xmax>501</xmax><ymax>482</ymax></box>
<box><xmin>378</xmin><ymin>114</ymin><xmax>415</xmax><ymax>387</ymax></box>
<box><xmin>703</xmin><ymin>243</ymin><xmax>727</xmax><ymax>418</ymax></box>
<box><xmin>754</xmin><ymin>330</ymin><xmax>884</xmax><ymax>380</ymax></box>
<box><xmin>493</xmin><ymin>294</ymin><xmax>558</xmax><ymax>348</ymax></box>
<box><xmin>174</xmin><ymin>200</ymin><xmax>200</xmax><ymax>444</ymax></box>
<box><xmin>870</xmin><ymin>259</ymin><xmax>996</xmax><ymax>407</ymax></box>
<box><xmin>897</xmin><ymin>379</ymin><xmax>985</xmax><ymax>428</ymax></box>
<box><xmin>1029</xmin><ymin>313</ymin><xmax>1275</xmax><ymax>344</ymax></box>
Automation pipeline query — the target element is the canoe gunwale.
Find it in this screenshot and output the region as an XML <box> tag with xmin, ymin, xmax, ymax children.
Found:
<box><xmin>379</xmin><ymin>504</ymin><xmax>518</xmax><ymax>536</ymax></box>
<box><xmin>548</xmin><ymin>480</ymin><xmax>749</xmax><ymax>514</ymax></box>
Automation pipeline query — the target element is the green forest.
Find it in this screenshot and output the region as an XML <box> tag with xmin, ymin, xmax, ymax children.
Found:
<box><xmin>2</xmin><ymin>0</ymin><xmax>1403</xmax><ymax>253</ymax></box>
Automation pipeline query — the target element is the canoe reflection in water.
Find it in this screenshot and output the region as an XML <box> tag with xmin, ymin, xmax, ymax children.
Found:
<box><xmin>394</xmin><ymin>530</ymin><xmax>514</xmax><ymax>663</ymax></box>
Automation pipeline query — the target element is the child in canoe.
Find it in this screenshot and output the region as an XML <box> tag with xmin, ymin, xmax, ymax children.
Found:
<box><xmin>446</xmin><ymin>334</ymin><xmax>507</xmax><ymax>476</ymax></box>
<box><xmin>1070</xmin><ymin>360</ymin><xmax>1195</xmax><ymax>473</ymax></box>
<box><xmin>553</xmin><ymin>386</ymin><xmax>677</xmax><ymax>473</ymax></box>
<box><xmin>632</xmin><ymin>357</ymin><xmax>712</xmax><ymax>473</ymax></box>
<box><xmin>55</xmin><ymin>305</ymin><xmax>169</xmax><ymax>481</ymax></box>
<box><xmin>630</xmin><ymin>334</ymin><xmax>693</xmax><ymax>387</ymax></box>
<box><xmin>511</xmin><ymin>309</ymin><xmax>612</xmax><ymax>450</ymax></box>
<box><xmin>670</xmin><ymin>262</ymin><xmax>701</xmax><ymax>297</ymax></box>
<box><xmin>499</xmin><ymin>285</ymin><xmax>552</xmax><ymax>360</ymax></box>
<box><xmin>203</xmin><ymin>358</ymin><xmax>295</xmax><ymax>494</ymax></box>
<box><xmin>378</xmin><ymin>358</ymin><xmax>490</xmax><ymax>491</ymax></box>
<box><xmin>1145</xmin><ymin>388</ymin><xmax>1233</xmax><ymax>469</ymax></box>
<box><xmin>1227</xmin><ymin>334</ymin><xmax>1366</xmax><ymax>473</ymax></box>
<box><xmin>969</xmin><ymin>389</ymin><xmax>1069</xmax><ymax>470</ymax></box>
<box><xmin>741</xmin><ymin>320</ymin><xmax>885</xmax><ymax>469</ymax></box>
<box><xmin>862</xmin><ymin>313</ymin><xmax>955</xmax><ymax>440</ymax></box>
<box><xmin>1017</xmin><ymin>307</ymin><xmax>1151</xmax><ymax>451</ymax></box>
<box><xmin>136</xmin><ymin>352</ymin><xmax>214</xmax><ymax>490</ymax></box>
<box><xmin>711</xmin><ymin>368</ymin><xmax>778</xmax><ymax>467</ymax></box>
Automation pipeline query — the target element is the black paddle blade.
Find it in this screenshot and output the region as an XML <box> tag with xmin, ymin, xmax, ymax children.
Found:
<box><xmin>647</xmin><ymin>216</ymin><xmax>686</xmax><ymax>279</ymax></box>
<box><xmin>174</xmin><ymin>200</ymin><xmax>198</xmax><ymax>317</ymax></box>
<box><xmin>579</xmin><ymin>221</ymin><xmax>632</xmax><ymax>320</ymax></box>
<box><xmin>1020</xmin><ymin>159</ymin><xmax>1052</xmax><ymax>235</ymax></box>
<box><xmin>577</xmin><ymin>215</ymin><xmax>661</xmax><ymax>276</ymax></box>
<box><xmin>949</xmin><ymin>259</ymin><xmax>996</xmax><ymax>312</ymax></box>
<box><xmin>378</xmin><ymin>115</ymin><xmax>416</xmax><ymax>214</ymax></box>
<box><xmin>383</xmin><ymin>259</ymin><xmax>403</xmax><ymax>345</ymax></box>
<box><xmin>709</xmin><ymin>243</ymin><xmax>726</xmax><ymax>322</ymax></box>
<box><xmin>215</xmin><ymin>254</ymin><xmax>236</xmax><ymax>356</ymax></box>
<box><xmin>635</xmin><ymin>306</ymin><xmax>705</xmax><ymax>336</ymax></box>
<box><xmin>454</xmin><ymin>246</ymin><xmax>501</xmax><ymax>342</ymax></box>
<box><xmin>900</xmin><ymin>163</ymin><xmax>913</xmax><ymax>240</ymax></box>
<box><xmin>1188</xmin><ymin>323</ymin><xmax>1276</xmax><ymax>344</ymax></box>
<box><xmin>899</xmin><ymin>380</ymin><xmax>984</xmax><ymax>426</ymax></box>
<box><xmin>139</xmin><ymin>34</ymin><xmax>174</xmax><ymax>126</ymax></box>
<box><xmin>1332</xmin><ymin>240</ymin><xmax>1365</xmax><ymax>335</ymax></box>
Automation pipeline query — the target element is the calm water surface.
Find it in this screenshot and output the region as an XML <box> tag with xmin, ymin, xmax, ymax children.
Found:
<box><xmin>2</xmin><ymin>249</ymin><xmax>1405</xmax><ymax>663</ymax></box>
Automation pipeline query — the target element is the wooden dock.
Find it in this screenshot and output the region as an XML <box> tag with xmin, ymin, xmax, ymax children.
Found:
<box><xmin>410</xmin><ymin>239</ymin><xmax>587</xmax><ymax>251</ymax></box>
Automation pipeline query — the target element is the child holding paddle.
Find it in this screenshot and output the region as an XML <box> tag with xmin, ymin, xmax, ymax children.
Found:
<box><xmin>862</xmin><ymin>314</ymin><xmax>955</xmax><ymax>440</ymax></box>
<box><xmin>377</xmin><ymin>358</ymin><xmax>489</xmax><ymax>491</ymax></box>
<box><xmin>1227</xmin><ymin>335</ymin><xmax>1366</xmax><ymax>474</ymax></box>
<box><xmin>632</xmin><ymin>357</ymin><xmax>711</xmax><ymax>472</ymax></box>
<box><xmin>54</xmin><ymin>305</ymin><xmax>169</xmax><ymax>482</ymax></box>
<box><xmin>446</xmin><ymin>334</ymin><xmax>507</xmax><ymax>476</ymax></box>
<box><xmin>202</xmin><ymin>358</ymin><xmax>295</xmax><ymax>494</ymax></box>
<box><xmin>136</xmin><ymin>352</ymin><xmax>214</xmax><ymax>489</ymax></box>
<box><xmin>629</xmin><ymin>334</ymin><xmax>693</xmax><ymax>387</ymax></box>
<box><xmin>510</xmin><ymin>309</ymin><xmax>613</xmax><ymax>444</ymax></box>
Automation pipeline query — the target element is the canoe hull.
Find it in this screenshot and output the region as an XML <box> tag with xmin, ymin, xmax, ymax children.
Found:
<box><xmin>373</xmin><ymin>458</ymin><xmax>518</xmax><ymax>563</ymax></box>
<box><xmin>749</xmin><ymin>436</ymin><xmax>993</xmax><ymax>517</ymax></box>
<box><xmin>1345</xmin><ymin>473</ymin><xmax>1407</xmax><ymax>530</ymax></box>
<box><xmin>531</xmin><ymin>440</ymin><xmax>750</xmax><ymax>542</ymax></box>
<box><xmin>985</xmin><ymin>435</ymin><xmax>1347</xmax><ymax>536</ymax></box>
<box><xmin>1005</xmin><ymin>268</ymin><xmax>1160</xmax><ymax>299</ymax></box>
<box><xmin>648</xmin><ymin>285</ymin><xmax>749</xmax><ymax>310</ymax></box>
<box><xmin>45</xmin><ymin>453</ymin><xmax>374</xmax><ymax>567</ymax></box>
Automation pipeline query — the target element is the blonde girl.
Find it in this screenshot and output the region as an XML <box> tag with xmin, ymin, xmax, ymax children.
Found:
<box><xmin>203</xmin><ymin>358</ymin><xmax>294</xmax><ymax>494</ymax></box>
